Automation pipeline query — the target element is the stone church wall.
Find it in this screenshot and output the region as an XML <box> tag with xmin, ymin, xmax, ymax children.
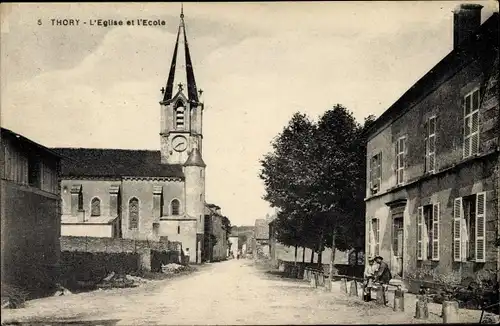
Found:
<box><xmin>60</xmin><ymin>179</ymin><xmax>118</xmax><ymax>217</ymax></box>
<box><xmin>121</xmin><ymin>179</ymin><xmax>185</xmax><ymax>240</ymax></box>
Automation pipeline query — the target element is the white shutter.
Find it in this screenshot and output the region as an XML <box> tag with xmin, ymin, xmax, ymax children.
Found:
<box><xmin>475</xmin><ymin>192</ymin><xmax>486</xmax><ymax>262</ymax></box>
<box><xmin>417</xmin><ymin>206</ymin><xmax>423</xmax><ymax>260</ymax></box>
<box><xmin>375</xmin><ymin>219</ymin><xmax>380</xmax><ymax>256</ymax></box>
<box><xmin>432</xmin><ymin>203</ymin><xmax>440</xmax><ymax>261</ymax></box>
<box><xmin>453</xmin><ymin>197</ymin><xmax>463</xmax><ymax>262</ymax></box>
<box><xmin>395</xmin><ymin>141</ymin><xmax>399</xmax><ymax>183</ymax></box>
<box><xmin>369</xmin><ymin>156</ymin><xmax>373</xmax><ymax>191</ymax></box>
<box><xmin>368</xmin><ymin>221</ymin><xmax>372</xmax><ymax>256</ymax></box>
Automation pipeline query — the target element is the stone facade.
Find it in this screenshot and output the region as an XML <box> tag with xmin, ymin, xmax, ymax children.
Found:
<box><xmin>365</xmin><ymin>9</ymin><xmax>499</xmax><ymax>286</ymax></box>
<box><xmin>204</xmin><ymin>204</ymin><xmax>229</xmax><ymax>262</ymax></box>
<box><xmin>1</xmin><ymin>128</ymin><xmax>62</xmax><ymax>295</ymax></box>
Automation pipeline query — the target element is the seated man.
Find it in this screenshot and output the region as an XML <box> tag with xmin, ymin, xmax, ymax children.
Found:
<box><xmin>362</xmin><ymin>256</ymin><xmax>377</xmax><ymax>301</ymax></box>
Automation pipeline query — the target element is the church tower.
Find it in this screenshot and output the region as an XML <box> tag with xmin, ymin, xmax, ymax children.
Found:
<box><xmin>159</xmin><ymin>7</ymin><xmax>206</xmax><ymax>263</ymax></box>
<box><xmin>160</xmin><ymin>6</ymin><xmax>203</xmax><ymax>165</ymax></box>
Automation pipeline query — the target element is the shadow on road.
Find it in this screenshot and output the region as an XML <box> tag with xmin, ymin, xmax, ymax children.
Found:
<box><xmin>264</xmin><ymin>270</ymin><xmax>287</xmax><ymax>278</ymax></box>
<box><xmin>3</xmin><ymin>319</ymin><xmax>121</xmax><ymax>325</ymax></box>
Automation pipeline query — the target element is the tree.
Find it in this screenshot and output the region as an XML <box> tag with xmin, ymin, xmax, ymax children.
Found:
<box><xmin>260</xmin><ymin>112</ymin><xmax>318</xmax><ymax>258</ymax></box>
<box><xmin>259</xmin><ymin>106</ymin><xmax>375</xmax><ymax>270</ymax></box>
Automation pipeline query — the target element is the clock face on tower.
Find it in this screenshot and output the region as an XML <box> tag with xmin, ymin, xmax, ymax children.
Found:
<box><xmin>172</xmin><ymin>136</ymin><xmax>187</xmax><ymax>152</ymax></box>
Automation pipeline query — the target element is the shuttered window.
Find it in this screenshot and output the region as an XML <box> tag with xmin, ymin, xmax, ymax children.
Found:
<box><xmin>367</xmin><ymin>221</ymin><xmax>373</xmax><ymax>256</ymax></box>
<box><xmin>432</xmin><ymin>203</ymin><xmax>440</xmax><ymax>261</ymax></box>
<box><xmin>372</xmin><ymin>218</ymin><xmax>380</xmax><ymax>256</ymax></box>
<box><xmin>475</xmin><ymin>192</ymin><xmax>486</xmax><ymax>262</ymax></box>
<box><xmin>453</xmin><ymin>198</ymin><xmax>463</xmax><ymax>262</ymax></box>
<box><xmin>370</xmin><ymin>153</ymin><xmax>382</xmax><ymax>194</ymax></box>
<box><xmin>425</xmin><ymin>116</ymin><xmax>436</xmax><ymax>173</ymax></box>
<box><xmin>417</xmin><ymin>206</ymin><xmax>423</xmax><ymax>260</ymax></box>
<box><xmin>463</xmin><ymin>89</ymin><xmax>480</xmax><ymax>158</ymax></box>
<box><xmin>396</xmin><ymin>137</ymin><xmax>406</xmax><ymax>185</ymax></box>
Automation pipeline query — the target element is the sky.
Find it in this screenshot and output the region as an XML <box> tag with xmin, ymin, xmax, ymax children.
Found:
<box><xmin>1</xmin><ymin>1</ymin><xmax>498</xmax><ymax>226</ymax></box>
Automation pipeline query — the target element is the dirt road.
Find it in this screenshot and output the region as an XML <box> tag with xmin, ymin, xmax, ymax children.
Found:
<box><xmin>1</xmin><ymin>259</ymin><xmax>488</xmax><ymax>325</ymax></box>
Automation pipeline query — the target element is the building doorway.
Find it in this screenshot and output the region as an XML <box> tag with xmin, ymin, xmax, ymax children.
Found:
<box><xmin>392</xmin><ymin>214</ymin><xmax>404</xmax><ymax>278</ymax></box>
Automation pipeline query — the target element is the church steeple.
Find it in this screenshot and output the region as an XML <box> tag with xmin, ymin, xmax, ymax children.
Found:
<box><xmin>159</xmin><ymin>4</ymin><xmax>204</xmax><ymax>166</ymax></box>
<box><xmin>162</xmin><ymin>5</ymin><xmax>199</xmax><ymax>104</ymax></box>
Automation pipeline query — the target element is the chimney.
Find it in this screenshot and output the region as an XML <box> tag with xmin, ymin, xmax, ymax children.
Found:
<box><xmin>453</xmin><ymin>4</ymin><xmax>483</xmax><ymax>49</ymax></box>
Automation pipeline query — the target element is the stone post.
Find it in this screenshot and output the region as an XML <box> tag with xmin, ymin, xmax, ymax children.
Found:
<box><xmin>349</xmin><ymin>280</ymin><xmax>358</xmax><ymax>297</ymax></box>
<box><xmin>442</xmin><ymin>301</ymin><xmax>459</xmax><ymax>323</ymax></box>
<box><xmin>318</xmin><ymin>273</ymin><xmax>325</xmax><ymax>286</ymax></box>
<box><xmin>324</xmin><ymin>278</ymin><xmax>332</xmax><ymax>291</ymax></box>
<box><xmin>393</xmin><ymin>287</ymin><xmax>405</xmax><ymax>312</ymax></box>
<box><xmin>310</xmin><ymin>272</ymin><xmax>318</xmax><ymax>288</ymax></box>
<box><xmin>376</xmin><ymin>285</ymin><xmax>386</xmax><ymax>305</ymax></box>
<box><xmin>415</xmin><ymin>294</ymin><xmax>429</xmax><ymax>319</ymax></box>
<box><xmin>340</xmin><ymin>277</ymin><xmax>348</xmax><ymax>293</ymax></box>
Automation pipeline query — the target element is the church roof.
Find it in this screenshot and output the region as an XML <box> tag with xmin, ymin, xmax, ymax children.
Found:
<box><xmin>184</xmin><ymin>148</ymin><xmax>206</xmax><ymax>167</ymax></box>
<box><xmin>161</xmin><ymin>6</ymin><xmax>199</xmax><ymax>104</ymax></box>
<box><xmin>53</xmin><ymin>148</ymin><xmax>184</xmax><ymax>179</ymax></box>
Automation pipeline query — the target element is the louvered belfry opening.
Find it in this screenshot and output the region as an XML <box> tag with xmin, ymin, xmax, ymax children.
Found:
<box><xmin>175</xmin><ymin>101</ymin><xmax>185</xmax><ymax>129</ymax></box>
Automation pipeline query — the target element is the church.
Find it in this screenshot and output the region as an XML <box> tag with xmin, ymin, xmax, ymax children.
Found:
<box><xmin>54</xmin><ymin>9</ymin><xmax>206</xmax><ymax>264</ymax></box>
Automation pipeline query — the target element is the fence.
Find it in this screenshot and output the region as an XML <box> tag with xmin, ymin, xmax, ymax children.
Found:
<box><xmin>277</xmin><ymin>260</ymin><xmax>364</xmax><ymax>279</ymax></box>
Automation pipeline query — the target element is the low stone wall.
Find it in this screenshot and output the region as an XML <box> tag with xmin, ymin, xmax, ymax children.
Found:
<box><xmin>60</xmin><ymin>251</ymin><xmax>139</xmax><ymax>287</ymax></box>
<box><xmin>60</xmin><ymin>236</ymin><xmax>172</xmax><ymax>253</ymax></box>
<box><xmin>60</xmin><ymin>236</ymin><xmax>181</xmax><ymax>276</ymax></box>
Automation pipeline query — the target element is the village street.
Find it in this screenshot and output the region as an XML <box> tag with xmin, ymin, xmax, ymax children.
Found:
<box><xmin>1</xmin><ymin>259</ymin><xmax>486</xmax><ymax>325</ymax></box>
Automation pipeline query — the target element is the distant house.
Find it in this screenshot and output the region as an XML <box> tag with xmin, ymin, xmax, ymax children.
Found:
<box><xmin>1</xmin><ymin>128</ymin><xmax>62</xmax><ymax>296</ymax></box>
<box><xmin>364</xmin><ymin>6</ymin><xmax>499</xmax><ymax>286</ymax></box>
<box><xmin>228</xmin><ymin>236</ymin><xmax>239</xmax><ymax>256</ymax></box>
<box><xmin>204</xmin><ymin>203</ymin><xmax>229</xmax><ymax>262</ymax></box>
<box><xmin>255</xmin><ymin>219</ymin><xmax>270</xmax><ymax>257</ymax></box>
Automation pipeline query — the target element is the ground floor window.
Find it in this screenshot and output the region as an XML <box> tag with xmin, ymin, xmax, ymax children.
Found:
<box><xmin>463</xmin><ymin>195</ymin><xmax>476</xmax><ymax>261</ymax></box>
<box><xmin>417</xmin><ymin>203</ymin><xmax>440</xmax><ymax>261</ymax></box>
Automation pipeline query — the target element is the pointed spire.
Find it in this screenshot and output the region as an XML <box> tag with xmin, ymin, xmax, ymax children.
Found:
<box><xmin>162</xmin><ymin>4</ymin><xmax>199</xmax><ymax>104</ymax></box>
<box><xmin>163</xmin><ymin>25</ymin><xmax>180</xmax><ymax>102</ymax></box>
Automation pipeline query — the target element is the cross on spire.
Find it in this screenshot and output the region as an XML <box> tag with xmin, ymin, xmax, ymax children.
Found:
<box><xmin>178</xmin><ymin>83</ymin><xmax>184</xmax><ymax>91</ymax></box>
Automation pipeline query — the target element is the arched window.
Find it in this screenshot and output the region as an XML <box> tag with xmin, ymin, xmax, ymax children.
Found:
<box><xmin>171</xmin><ymin>199</ymin><xmax>180</xmax><ymax>216</ymax></box>
<box><xmin>91</xmin><ymin>197</ymin><xmax>101</xmax><ymax>216</ymax></box>
<box><xmin>175</xmin><ymin>105</ymin><xmax>185</xmax><ymax>129</ymax></box>
<box><xmin>129</xmin><ymin>197</ymin><xmax>139</xmax><ymax>229</ymax></box>
<box><xmin>78</xmin><ymin>189</ymin><xmax>83</xmax><ymax>211</ymax></box>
